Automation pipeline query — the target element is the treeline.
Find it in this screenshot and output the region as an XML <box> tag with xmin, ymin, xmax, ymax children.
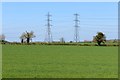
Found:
<box><xmin>0</xmin><ymin>41</ymin><xmax>119</xmax><ymax>46</ymax></box>
<box><xmin>0</xmin><ymin>32</ymin><xmax>119</xmax><ymax>46</ymax></box>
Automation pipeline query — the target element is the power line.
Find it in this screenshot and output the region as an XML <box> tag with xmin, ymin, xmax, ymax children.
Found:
<box><xmin>74</xmin><ymin>13</ymin><xmax>80</xmax><ymax>43</ymax></box>
<box><xmin>74</xmin><ymin>17</ymin><xmax>117</xmax><ymax>19</ymax></box>
<box><xmin>80</xmin><ymin>24</ymin><xmax>118</xmax><ymax>27</ymax></box>
<box><xmin>44</xmin><ymin>12</ymin><xmax>53</xmax><ymax>43</ymax></box>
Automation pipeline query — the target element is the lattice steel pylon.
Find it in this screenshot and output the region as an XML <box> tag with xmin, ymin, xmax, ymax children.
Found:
<box><xmin>45</xmin><ymin>12</ymin><xmax>53</xmax><ymax>43</ymax></box>
<box><xmin>74</xmin><ymin>13</ymin><xmax>80</xmax><ymax>42</ymax></box>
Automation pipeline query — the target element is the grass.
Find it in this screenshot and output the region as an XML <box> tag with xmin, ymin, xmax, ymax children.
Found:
<box><xmin>2</xmin><ymin>45</ymin><xmax>118</xmax><ymax>78</ymax></box>
<box><xmin>0</xmin><ymin>44</ymin><xmax>2</xmax><ymax>79</ymax></box>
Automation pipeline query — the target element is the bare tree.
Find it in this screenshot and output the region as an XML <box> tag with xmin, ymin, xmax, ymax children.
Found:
<box><xmin>20</xmin><ymin>32</ymin><xmax>26</xmax><ymax>43</ymax></box>
<box><xmin>60</xmin><ymin>37</ymin><xmax>65</xmax><ymax>43</ymax></box>
<box><xmin>20</xmin><ymin>31</ymin><xmax>35</xmax><ymax>44</ymax></box>
<box><xmin>0</xmin><ymin>34</ymin><xmax>5</xmax><ymax>42</ymax></box>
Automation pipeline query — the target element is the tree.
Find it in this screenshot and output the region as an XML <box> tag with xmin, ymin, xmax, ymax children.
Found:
<box><xmin>20</xmin><ymin>33</ymin><xmax>26</xmax><ymax>43</ymax></box>
<box><xmin>0</xmin><ymin>34</ymin><xmax>5</xmax><ymax>42</ymax></box>
<box><xmin>60</xmin><ymin>37</ymin><xmax>65</xmax><ymax>43</ymax></box>
<box><xmin>20</xmin><ymin>31</ymin><xmax>35</xmax><ymax>44</ymax></box>
<box><xmin>93</xmin><ymin>32</ymin><xmax>106</xmax><ymax>46</ymax></box>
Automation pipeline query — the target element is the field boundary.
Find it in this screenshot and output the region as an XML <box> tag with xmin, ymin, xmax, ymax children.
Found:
<box><xmin>1</xmin><ymin>78</ymin><xmax>119</xmax><ymax>80</ymax></box>
<box><xmin>1</xmin><ymin>42</ymin><xmax>119</xmax><ymax>46</ymax></box>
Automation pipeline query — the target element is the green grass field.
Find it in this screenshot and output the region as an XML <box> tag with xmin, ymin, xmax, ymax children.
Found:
<box><xmin>2</xmin><ymin>45</ymin><xmax>118</xmax><ymax>78</ymax></box>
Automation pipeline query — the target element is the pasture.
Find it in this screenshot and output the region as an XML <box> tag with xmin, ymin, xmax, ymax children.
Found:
<box><xmin>2</xmin><ymin>45</ymin><xmax>118</xmax><ymax>78</ymax></box>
